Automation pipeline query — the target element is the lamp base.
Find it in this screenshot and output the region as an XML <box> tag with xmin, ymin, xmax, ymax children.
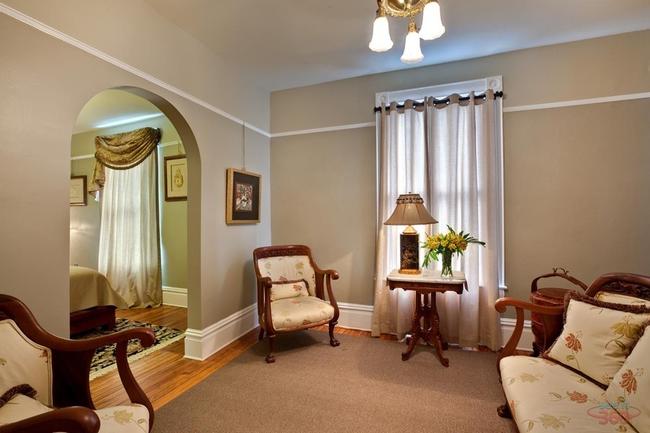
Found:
<box><xmin>399</xmin><ymin>268</ymin><xmax>421</xmax><ymax>275</ymax></box>
<box><xmin>399</xmin><ymin>226</ymin><xmax>420</xmax><ymax>274</ymax></box>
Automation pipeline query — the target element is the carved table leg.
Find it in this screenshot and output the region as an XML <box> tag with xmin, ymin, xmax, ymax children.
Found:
<box><xmin>402</xmin><ymin>293</ymin><xmax>422</xmax><ymax>361</ymax></box>
<box><xmin>430</xmin><ymin>293</ymin><xmax>449</xmax><ymax>367</ymax></box>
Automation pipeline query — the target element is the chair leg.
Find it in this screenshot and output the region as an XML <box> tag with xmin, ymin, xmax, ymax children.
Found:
<box><xmin>497</xmin><ymin>402</ymin><xmax>512</xmax><ymax>419</ymax></box>
<box><xmin>329</xmin><ymin>321</ymin><xmax>340</xmax><ymax>347</ymax></box>
<box><xmin>265</xmin><ymin>334</ymin><xmax>276</xmax><ymax>363</ymax></box>
<box><xmin>258</xmin><ymin>326</ymin><xmax>265</xmax><ymax>341</ymax></box>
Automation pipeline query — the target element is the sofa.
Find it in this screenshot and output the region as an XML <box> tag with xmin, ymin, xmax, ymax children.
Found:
<box><xmin>496</xmin><ymin>273</ymin><xmax>650</xmax><ymax>433</ymax></box>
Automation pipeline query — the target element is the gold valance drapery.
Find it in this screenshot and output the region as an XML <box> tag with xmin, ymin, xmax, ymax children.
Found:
<box><xmin>90</xmin><ymin>127</ymin><xmax>161</xmax><ymax>192</ymax></box>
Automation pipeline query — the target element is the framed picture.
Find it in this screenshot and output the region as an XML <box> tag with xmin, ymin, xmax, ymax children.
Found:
<box><xmin>69</xmin><ymin>175</ymin><xmax>87</xmax><ymax>206</ymax></box>
<box><xmin>164</xmin><ymin>155</ymin><xmax>188</xmax><ymax>201</ymax></box>
<box><xmin>226</xmin><ymin>168</ymin><xmax>261</xmax><ymax>224</ymax></box>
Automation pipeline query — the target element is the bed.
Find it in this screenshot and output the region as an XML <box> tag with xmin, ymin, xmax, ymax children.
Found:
<box><xmin>69</xmin><ymin>266</ymin><xmax>128</xmax><ymax>335</ymax></box>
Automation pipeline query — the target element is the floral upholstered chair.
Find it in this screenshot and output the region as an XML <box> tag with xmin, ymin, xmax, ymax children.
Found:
<box><xmin>253</xmin><ymin>245</ymin><xmax>340</xmax><ymax>363</ymax></box>
<box><xmin>495</xmin><ymin>273</ymin><xmax>650</xmax><ymax>433</ymax></box>
<box><xmin>0</xmin><ymin>294</ymin><xmax>154</xmax><ymax>433</ymax></box>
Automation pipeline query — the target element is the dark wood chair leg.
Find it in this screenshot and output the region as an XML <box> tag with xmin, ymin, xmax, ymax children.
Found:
<box><xmin>258</xmin><ymin>326</ymin><xmax>265</xmax><ymax>341</ymax></box>
<box><xmin>265</xmin><ymin>334</ymin><xmax>276</xmax><ymax>363</ymax></box>
<box><xmin>328</xmin><ymin>321</ymin><xmax>340</xmax><ymax>347</ymax></box>
<box><xmin>497</xmin><ymin>403</ymin><xmax>512</xmax><ymax>419</ymax></box>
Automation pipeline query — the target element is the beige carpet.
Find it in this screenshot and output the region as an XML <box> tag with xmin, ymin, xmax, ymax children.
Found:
<box><xmin>154</xmin><ymin>331</ymin><xmax>517</xmax><ymax>433</ymax></box>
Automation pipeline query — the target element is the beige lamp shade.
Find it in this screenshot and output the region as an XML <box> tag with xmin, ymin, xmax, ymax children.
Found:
<box><xmin>384</xmin><ymin>193</ymin><xmax>438</xmax><ymax>226</ymax></box>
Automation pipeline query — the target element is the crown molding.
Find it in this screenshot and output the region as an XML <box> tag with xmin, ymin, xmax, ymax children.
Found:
<box><xmin>0</xmin><ymin>2</ymin><xmax>271</xmax><ymax>138</ymax></box>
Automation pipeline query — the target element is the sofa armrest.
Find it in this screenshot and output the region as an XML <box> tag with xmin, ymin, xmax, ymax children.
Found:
<box><xmin>0</xmin><ymin>407</ymin><xmax>100</xmax><ymax>433</ymax></box>
<box><xmin>495</xmin><ymin>297</ymin><xmax>564</xmax><ymax>365</ymax></box>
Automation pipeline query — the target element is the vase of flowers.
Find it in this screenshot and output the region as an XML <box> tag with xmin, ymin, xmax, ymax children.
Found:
<box><xmin>422</xmin><ymin>225</ymin><xmax>485</xmax><ymax>278</ymax></box>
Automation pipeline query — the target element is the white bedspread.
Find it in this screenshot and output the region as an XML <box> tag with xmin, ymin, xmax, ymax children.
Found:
<box><xmin>69</xmin><ymin>266</ymin><xmax>128</xmax><ymax>312</ymax></box>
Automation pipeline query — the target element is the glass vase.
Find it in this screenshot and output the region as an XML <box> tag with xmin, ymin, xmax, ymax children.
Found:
<box><xmin>441</xmin><ymin>250</ymin><xmax>453</xmax><ymax>278</ymax></box>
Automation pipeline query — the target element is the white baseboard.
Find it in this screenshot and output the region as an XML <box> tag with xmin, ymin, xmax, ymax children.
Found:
<box><xmin>499</xmin><ymin>317</ymin><xmax>534</xmax><ymax>351</ymax></box>
<box><xmin>183</xmin><ymin>300</ymin><xmax>533</xmax><ymax>361</ymax></box>
<box><xmin>184</xmin><ymin>304</ymin><xmax>258</xmax><ymax>360</ymax></box>
<box><xmin>337</xmin><ymin>302</ymin><xmax>374</xmax><ymax>331</ymax></box>
<box><xmin>162</xmin><ymin>286</ymin><xmax>188</xmax><ymax>308</ymax></box>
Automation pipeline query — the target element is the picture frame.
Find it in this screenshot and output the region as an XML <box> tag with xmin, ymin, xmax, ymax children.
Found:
<box><xmin>69</xmin><ymin>175</ymin><xmax>87</xmax><ymax>206</ymax></box>
<box><xmin>226</xmin><ymin>168</ymin><xmax>261</xmax><ymax>224</ymax></box>
<box><xmin>164</xmin><ymin>155</ymin><xmax>188</xmax><ymax>201</ymax></box>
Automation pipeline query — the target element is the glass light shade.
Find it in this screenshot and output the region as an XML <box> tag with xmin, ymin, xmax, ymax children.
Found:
<box><xmin>369</xmin><ymin>16</ymin><xmax>393</xmax><ymax>52</ymax></box>
<box><xmin>400</xmin><ymin>28</ymin><xmax>424</xmax><ymax>64</ymax></box>
<box><xmin>419</xmin><ymin>1</ymin><xmax>445</xmax><ymax>40</ymax></box>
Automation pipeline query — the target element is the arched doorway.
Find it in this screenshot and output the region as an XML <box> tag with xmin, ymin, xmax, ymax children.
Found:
<box><xmin>68</xmin><ymin>86</ymin><xmax>200</xmax><ymax>360</ymax></box>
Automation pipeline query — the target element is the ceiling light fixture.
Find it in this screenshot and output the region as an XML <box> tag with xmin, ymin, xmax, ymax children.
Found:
<box><xmin>369</xmin><ymin>0</ymin><xmax>445</xmax><ymax>65</ymax></box>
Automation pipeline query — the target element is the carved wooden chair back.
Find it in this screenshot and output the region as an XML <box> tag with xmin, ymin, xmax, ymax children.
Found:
<box><xmin>585</xmin><ymin>272</ymin><xmax>650</xmax><ymax>301</ymax></box>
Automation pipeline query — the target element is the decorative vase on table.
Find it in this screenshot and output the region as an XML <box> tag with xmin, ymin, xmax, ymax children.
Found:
<box><xmin>422</xmin><ymin>225</ymin><xmax>485</xmax><ymax>279</ymax></box>
<box><xmin>440</xmin><ymin>249</ymin><xmax>453</xmax><ymax>278</ymax></box>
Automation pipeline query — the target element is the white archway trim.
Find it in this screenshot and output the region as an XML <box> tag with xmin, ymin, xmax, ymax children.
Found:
<box><xmin>0</xmin><ymin>2</ymin><xmax>271</xmax><ymax>138</ymax></box>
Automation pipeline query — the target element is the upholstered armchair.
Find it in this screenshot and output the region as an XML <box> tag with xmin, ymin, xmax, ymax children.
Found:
<box><xmin>0</xmin><ymin>294</ymin><xmax>154</xmax><ymax>433</ymax></box>
<box><xmin>253</xmin><ymin>245</ymin><xmax>340</xmax><ymax>363</ymax></box>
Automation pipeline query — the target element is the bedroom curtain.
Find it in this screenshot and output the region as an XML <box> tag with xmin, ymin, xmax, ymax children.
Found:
<box><xmin>98</xmin><ymin>150</ymin><xmax>162</xmax><ymax>308</ymax></box>
<box><xmin>90</xmin><ymin>127</ymin><xmax>161</xmax><ymax>193</ymax></box>
<box><xmin>371</xmin><ymin>91</ymin><xmax>502</xmax><ymax>351</ymax></box>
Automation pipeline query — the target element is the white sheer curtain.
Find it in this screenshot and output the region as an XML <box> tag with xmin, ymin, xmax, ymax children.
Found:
<box><xmin>98</xmin><ymin>152</ymin><xmax>162</xmax><ymax>308</ymax></box>
<box><xmin>371</xmin><ymin>93</ymin><xmax>502</xmax><ymax>350</ymax></box>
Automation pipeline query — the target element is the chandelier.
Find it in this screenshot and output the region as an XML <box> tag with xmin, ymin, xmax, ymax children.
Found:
<box><xmin>369</xmin><ymin>0</ymin><xmax>445</xmax><ymax>64</ymax></box>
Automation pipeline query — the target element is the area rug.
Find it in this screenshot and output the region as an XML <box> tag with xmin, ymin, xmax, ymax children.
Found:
<box><xmin>74</xmin><ymin>318</ymin><xmax>184</xmax><ymax>379</ymax></box>
<box><xmin>154</xmin><ymin>331</ymin><xmax>516</xmax><ymax>433</ymax></box>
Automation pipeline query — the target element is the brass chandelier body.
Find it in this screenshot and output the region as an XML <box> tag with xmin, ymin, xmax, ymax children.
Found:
<box><xmin>381</xmin><ymin>0</ymin><xmax>430</xmax><ymax>18</ymax></box>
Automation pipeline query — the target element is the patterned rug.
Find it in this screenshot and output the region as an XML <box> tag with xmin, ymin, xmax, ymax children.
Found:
<box><xmin>74</xmin><ymin>318</ymin><xmax>185</xmax><ymax>380</ymax></box>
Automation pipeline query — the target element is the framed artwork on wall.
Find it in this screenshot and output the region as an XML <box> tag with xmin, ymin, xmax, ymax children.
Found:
<box><xmin>226</xmin><ymin>168</ymin><xmax>261</xmax><ymax>224</ymax></box>
<box><xmin>164</xmin><ymin>155</ymin><xmax>188</xmax><ymax>201</ymax></box>
<box><xmin>69</xmin><ymin>175</ymin><xmax>87</xmax><ymax>206</ymax></box>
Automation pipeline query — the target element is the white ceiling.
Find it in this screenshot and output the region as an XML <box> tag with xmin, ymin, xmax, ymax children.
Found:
<box><xmin>143</xmin><ymin>0</ymin><xmax>650</xmax><ymax>91</ymax></box>
<box><xmin>73</xmin><ymin>89</ymin><xmax>162</xmax><ymax>134</ymax></box>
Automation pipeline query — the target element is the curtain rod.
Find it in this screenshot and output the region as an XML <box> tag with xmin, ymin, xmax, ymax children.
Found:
<box><xmin>374</xmin><ymin>91</ymin><xmax>504</xmax><ymax>113</ymax></box>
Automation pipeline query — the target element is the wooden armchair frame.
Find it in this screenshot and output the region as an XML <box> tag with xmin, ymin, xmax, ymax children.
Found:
<box><xmin>494</xmin><ymin>272</ymin><xmax>650</xmax><ymax>421</ymax></box>
<box><xmin>0</xmin><ymin>295</ymin><xmax>155</xmax><ymax>433</ymax></box>
<box><xmin>253</xmin><ymin>245</ymin><xmax>340</xmax><ymax>363</ymax></box>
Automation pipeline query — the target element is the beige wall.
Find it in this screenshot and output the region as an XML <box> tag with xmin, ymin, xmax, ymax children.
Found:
<box><xmin>0</xmin><ymin>12</ymin><xmax>270</xmax><ymax>336</ymax></box>
<box><xmin>272</xmin><ymin>128</ymin><xmax>377</xmax><ymax>305</ymax></box>
<box><xmin>69</xmin><ymin>114</ymin><xmax>189</xmax><ymax>289</ymax></box>
<box><xmin>270</xmin><ymin>30</ymin><xmax>650</xmax><ymax>308</ymax></box>
<box><xmin>3</xmin><ymin>0</ymin><xmax>269</xmax><ymax>131</ymax></box>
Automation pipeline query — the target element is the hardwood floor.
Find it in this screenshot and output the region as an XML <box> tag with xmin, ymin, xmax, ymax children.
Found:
<box><xmin>90</xmin><ymin>306</ymin><xmax>386</xmax><ymax>410</ymax></box>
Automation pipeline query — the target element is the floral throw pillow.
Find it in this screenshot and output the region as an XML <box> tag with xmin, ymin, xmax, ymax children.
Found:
<box><xmin>605</xmin><ymin>325</ymin><xmax>650</xmax><ymax>432</ymax></box>
<box><xmin>545</xmin><ymin>293</ymin><xmax>650</xmax><ymax>386</ymax></box>
<box><xmin>270</xmin><ymin>279</ymin><xmax>309</xmax><ymax>302</ymax></box>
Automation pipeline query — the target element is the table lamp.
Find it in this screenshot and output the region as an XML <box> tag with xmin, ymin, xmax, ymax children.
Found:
<box><xmin>384</xmin><ymin>193</ymin><xmax>438</xmax><ymax>274</ymax></box>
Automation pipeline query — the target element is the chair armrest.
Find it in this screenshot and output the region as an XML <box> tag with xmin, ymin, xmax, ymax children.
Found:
<box><xmin>312</xmin><ymin>267</ymin><xmax>339</xmax><ymax>320</ymax></box>
<box><xmin>320</xmin><ymin>269</ymin><xmax>339</xmax><ymax>280</ymax></box>
<box><xmin>51</xmin><ymin>328</ymin><xmax>156</xmax><ymax>429</ymax></box>
<box><xmin>495</xmin><ymin>297</ymin><xmax>564</xmax><ymax>364</ymax></box>
<box><xmin>0</xmin><ymin>407</ymin><xmax>100</xmax><ymax>433</ymax></box>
